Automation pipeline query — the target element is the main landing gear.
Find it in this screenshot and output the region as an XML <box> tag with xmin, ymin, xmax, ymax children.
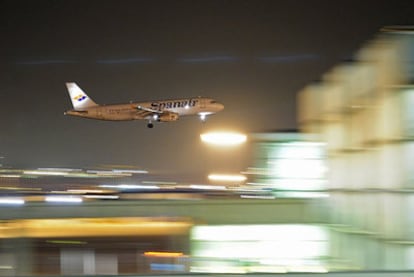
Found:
<box><xmin>147</xmin><ymin>114</ymin><xmax>159</xmax><ymax>128</ymax></box>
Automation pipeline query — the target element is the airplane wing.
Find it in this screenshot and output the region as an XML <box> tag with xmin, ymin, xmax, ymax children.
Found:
<box><xmin>137</xmin><ymin>105</ymin><xmax>163</xmax><ymax>114</ymax></box>
<box><xmin>136</xmin><ymin>106</ymin><xmax>179</xmax><ymax>122</ymax></box>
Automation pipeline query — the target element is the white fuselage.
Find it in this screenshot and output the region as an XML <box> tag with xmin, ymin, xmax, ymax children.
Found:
<box><xmin>65</xmin><ymin>97</ymin><xmax>224</xmax><ymax>121</ymax></box>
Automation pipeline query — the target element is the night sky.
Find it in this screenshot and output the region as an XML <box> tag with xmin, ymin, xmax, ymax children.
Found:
<box><xmin>1</xmin><ymin>1</ymin><xmax>413</xmax><ymax>181</ymax></box>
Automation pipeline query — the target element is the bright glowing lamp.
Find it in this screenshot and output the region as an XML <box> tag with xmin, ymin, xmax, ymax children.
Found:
<box><xmin>208</xmin><ymin>174</ymin><xmax>247</xmax><ymax>182</ymax></box>
<box><xmin>0</xmin><ymin>198</ymin><xmax>25</xmax><ymax>205</ymax></box>
<box><xmin>45</xmin><ymin>196</ymin><xmax>83</xmax><ymax>203</ymax></box>
<box><xmin>200</xmin><ymin>132</ymin><xmax>247</xmax><ymax>146</ymax></box>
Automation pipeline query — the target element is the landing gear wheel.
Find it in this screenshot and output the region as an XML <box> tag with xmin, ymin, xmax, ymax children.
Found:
<box><xmin>147</xmin><ymin>123</ymin><xmax>154</xmax><ymax>128</ymax></box>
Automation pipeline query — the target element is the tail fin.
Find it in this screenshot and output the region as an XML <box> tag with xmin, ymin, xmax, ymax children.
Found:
<box><xmin>66</xmin><ymin>82</ymin><xmax>98</xmax><ymax>110</ymax></box>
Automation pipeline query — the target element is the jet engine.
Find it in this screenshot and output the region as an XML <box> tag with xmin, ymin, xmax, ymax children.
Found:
<box><xmin>158</xmin><ymin>112</ymin><xmax>179</xmax><ymax>122</ymax></box>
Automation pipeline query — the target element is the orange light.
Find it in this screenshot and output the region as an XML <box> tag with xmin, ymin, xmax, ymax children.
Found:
<box><xmin>144</xmin><ymin>251</ymin><xmax>184</xmax><ymax>258</ymax></box>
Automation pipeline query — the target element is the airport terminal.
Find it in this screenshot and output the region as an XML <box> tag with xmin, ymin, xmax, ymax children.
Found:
<box><xmin>1</xmin><ymin>28</ymin><xmax>414</xmax><ymax>276</ymax></box>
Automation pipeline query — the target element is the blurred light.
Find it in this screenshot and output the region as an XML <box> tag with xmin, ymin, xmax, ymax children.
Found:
<box><xmin>67</xmin><ymin>189</ymin><xmax>107</xmax><ymax>194</ymax></box>
<box><xmin>144</xmin><ymin>251</ymin><xmax>184</xmax><ymax>258</ymax></box>
<box><xmin>199</xmin><ymin>113</ymin><xmax>207</xmax><ymax>121</ymax></box>
<box><xmin>192</xmin><ymin>224</ymin><xmax>327</xmax><ymax>242</ymax></box>
<box><xmin>191</xmin><ymin>224</ymin><xmax>328</xmax><ymax>272</ymax></box>
<box><xmin>208</xmin><ymin>174</ymin><xmax>247</xmax><ymax>182</ymax></box>
<box><xmin>23</xmin><ymin>170</ymin><xmax>68</xmax><ymax>176</ymax></box>
<box><xmin>0</xmin><ymin>174</ymin><xmax>21</xmax><ymax>178</ymax></box>
<box><xmin>240</xmin><ymin>195</ymin><xmax>276</xmax><ymax>199</ymax></box>
<box><xmin>0</xmin><ymin>198</ymin><xmax>25</xmax><ymax>205</ymax></box>
<box><xmin>83</xmin><ymin>195</ymin><xmax>119</xmax><ymax>200</ymax></box>
<box><xmin>86</xmin><ymin>170</ymin><xmax>131</xmax><ymax>177</ymax></box>
<box><xmin>190</xmin><ymin>184</ymin><xmax>227</xmax><ymax>190</ymax></box>
<box><xmin>191</xmin><ymin>266</ymin><xmax>246</xmax><ymax>274</ymax></box>
<box><xmin>275</xmin><ymin>191</ymin><xmax>330</xmax><ymax>199</ymax></box>
<box><xmin>381</xmin><ymin>25</ymin><xmax>414</xmax><ymax>34</ymax></box>
<box><xmin>242</xmin><ymin>167</ymin><xmax>268</xmax><ymax>175</ymax></box>
<box><xmin>100</xmin><ymin>184</ymin><xmax>159</xmax><ymax>190</ymax></box>
<box><xmin>287</xmin><ymin>265</ymin><xmax>328</xmax><ymax>273</ymax></box>
<box><xmin>45</xmin><ymin>196</ymin><xmax>83</xmax><ymax>203</ymax></box>
<box><xmin>151</xmin><ymin>264</ymin><xmax>186</xmax><ymax>272</ymax></box>
<box><xmin>51</xmin><ymin>190</ymin><xmax>75</xmax><ymax>194</ymax></box>
<box><xmin>38</xmin><ymin>167</ymin><xmax>82</xmax><ymax>172</ymax></box>
<box><xmin>113</xmin><ymin>169</ymin><xmax>148</xmax><ymax>174</ymax></box>
<box><xmin>200</xmin><ymin>132</ymin><xmax>247</xmax><ymax>146</ymax></box>
<box><xmin>248</xmin><ymin>265</ymin><xmax>287</xmax><ymax>273</ymax></box>
<box><xmin>142</xmin><ymin>181</ymin><xmax>177</xmax><ymax>185</ymax></box>
<box><xmin>0</xmin><ymin>186</ymin><xmax>41</xmax><ymax>191</ymax></box>
<box><xmin>268</xmin><ymin>159</ymin><xmax>326</xmax><ymax>179</ymax></box>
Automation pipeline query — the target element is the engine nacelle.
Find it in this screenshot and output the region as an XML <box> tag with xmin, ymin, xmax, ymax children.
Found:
<box><xmin>158</xmin><ymin>112</ymin><xmax>179</xmax><ymax>122</ymax></box>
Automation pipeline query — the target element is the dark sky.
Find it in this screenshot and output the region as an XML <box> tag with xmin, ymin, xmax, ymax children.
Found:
<box><xmin>0</xmin><ymin>0</ymin><xmax>413</xmax><ymax>181</ymax></box>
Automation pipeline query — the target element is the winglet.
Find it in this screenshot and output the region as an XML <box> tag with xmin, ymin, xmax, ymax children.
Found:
<box><xmin>66</xmin><ymin>82</ymin><xmax>98</xmax><ymax>110</ymax></box>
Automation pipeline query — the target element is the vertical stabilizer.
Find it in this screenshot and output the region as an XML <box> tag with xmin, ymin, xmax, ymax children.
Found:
<box><xmin>66</xmin><ymin>82</ymin><xmax>98</xmax><ymax>110</ymax></box>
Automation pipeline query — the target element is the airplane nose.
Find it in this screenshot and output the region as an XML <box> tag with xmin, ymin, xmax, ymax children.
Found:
<box><xmin>216</xmin><ymin>103</ymin><xmax>224</xmax><ymax>111</ymax></box>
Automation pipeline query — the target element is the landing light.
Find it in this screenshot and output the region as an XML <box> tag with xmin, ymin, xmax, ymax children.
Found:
<box><xmin>201</xmin><ymin>132</ymin><xmax>247</xmax><ymax>146</ymax></box>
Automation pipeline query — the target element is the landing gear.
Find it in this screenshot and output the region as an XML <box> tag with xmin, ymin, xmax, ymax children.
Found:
<box><xmin>146</xmin><ymin>114</ymin><xmax>159</xmax><ymax>128</ymax></box>
<box><xmin>199</xmin><ymin>113</ymin><xmax>207</xmax><ymax>122</ymax></box>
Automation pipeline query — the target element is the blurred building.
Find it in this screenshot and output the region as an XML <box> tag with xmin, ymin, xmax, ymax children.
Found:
<box><xmin>298</xmin><ymin>28</ymin><xmax>414</xmax><ymax>270</ymax></box>
<box><xmin>248</xmin><ymin>131</ymin><xmax>327</xmax><ymax>198</ymax></box>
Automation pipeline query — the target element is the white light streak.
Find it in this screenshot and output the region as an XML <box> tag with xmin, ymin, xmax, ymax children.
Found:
<box><xmin>0</xmin><ymin>174</ymin><xmax>21</xmax><ymax>178</ymax></box>
<box><xmin>208</xmin><ymin>174</ymin><xmax>247</xmax><ymax>182</ymax></box>
<box><xmin>24</xmin><ymin>170</ymin><xmax>69</xmax><ymax>176</ymax></box>
<box><xmin>45</xmin><ymin>196</ymin><xmax>83</xmax><ymax>203</ymax></box>
<box><xmin>86</xmin><ymin>170</ymin><xmax>131</xmax><ymax>176</ymax></box>
<box><xmin>67</xmin><ymin>189</ymin><xmax>107</xmax><ymax>194</ymax></box>
<box><xmin>142</xmin><ymin>181</ymin><xmax>177</xmax><ymax>185</ymax></box>
<box><xmin>113</xmin><ymin>169</ymin><xmax>148</xmax><ymax>174</ymax></box>
<box><xmin>201</xmin><ymin>132</ymin><xmax>247</xmax><ymax>146</ymax></box>
<box><xmin>38</xmin><ymin>167</ymin><xmax>82</xmax><ymax>172</ymax></box>
<box><xmin>0</xmin><ymin>198</ymin><xmax>25</xmax><ymax>205</ymax></box>
<box><xmin>100</xmin><ymin>184</ymin><xmax>159</xmax><ymax>190</ymax></box>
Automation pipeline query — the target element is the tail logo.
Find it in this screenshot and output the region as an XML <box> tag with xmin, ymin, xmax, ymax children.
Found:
<box><xmin>74</xmin><ymin>94</ymin><xmax>87</xmax><ymax>102</ymax></box>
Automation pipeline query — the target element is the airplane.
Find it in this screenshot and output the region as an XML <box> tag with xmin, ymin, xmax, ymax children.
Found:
<box><xmin>64</xmin><ymin>82</ymin><xmax>224</xmax><ymax>128</ymax></box>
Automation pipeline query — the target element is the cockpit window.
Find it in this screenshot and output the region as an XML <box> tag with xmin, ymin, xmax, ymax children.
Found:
<box><xmin>210</xmin><ymin>100</ymin><xmax>217</xmax><ymax>104</ymax></box>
